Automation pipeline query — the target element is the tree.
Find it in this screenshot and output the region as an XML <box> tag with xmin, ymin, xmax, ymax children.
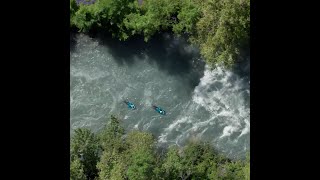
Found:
<box><xmin>125</xmin><ymin>131</ymin><xmax>156</xmax><ymax>180</ymax></box>
<box><xmin>70</xmin><ymin>0</ymin><xmax>79</xmax><ymax>28</ymax></box>
<box><xmin>70</xmin><ymin>0</ymin><xmax>250</xmax><ymax>68</ymax></box>
<box><xmin>96</xmin><ymin>149</ymin><xmax>127</xmax><ymax>180</ymax></box>
<box><xmin>71</xmin><ymin>115</ymin><xmax>250</xmax><ymax>180</ymax></box>
<box><xmin>161</xmin><ymin>146</ymin><xmax>183</xmax><ymax>179</ymax></box>
<box><xmin>243</xmin><ymin>153</ymin><xmax>250</xmax><ymax>180</ymax></box>
<box><xmin>92</xmin><ymin>0</ymin><xmax>137</xmax><ymax>39</ymax></box>
<box><xmin>98</xmin><ymin>115</ymin><xmax>125</xmax><ymax>151</ymax></box>
<box><xmin>191</xmin><ymin>0</ymin><xmax>250</xmax><ymax>67</ymax></box>
<box><xmin>70</xmin><ymin>157</ymin><xmax>86</xmax><ymax>180</ymax></box>
<box><xmin>217</xmin><ymin>161</ymin><xmax>245</xmax><ymax>179</ymax></box>
<box><xmin>172</xmin><ymin>0</ymin><xmax>201</xmax><ymax>35</ymax></box>
<box><xmin>96</xmin><ymin>115</ymin><xmax>126</xmax><ymax>180</ymax></box>
<box><xmin>124</xmin><ymin>0</ymin><xmax>180</xmax><ymax>41</ymax></box>
<box><xmin>161</xmin><ymin>142</ymin><xmax>221</xmax><ymax>180</ymax></box>
<box><xmin>71</xmin><ymin>4</ymin><xmax>98</xmax><ymax>32</ymax></box>
<box><xmin>70</xmin><ymin>128</ymin><xmax>100</xmax><ymax>179</ymax></box>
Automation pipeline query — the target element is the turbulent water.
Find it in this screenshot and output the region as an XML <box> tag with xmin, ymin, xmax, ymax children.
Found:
<box><xmin>70</xmin><ymin>32</ymin><xmax>250</xmax><ymax>159</ymax></box>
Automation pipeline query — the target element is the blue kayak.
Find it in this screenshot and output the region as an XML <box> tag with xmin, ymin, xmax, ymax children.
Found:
<box><xmin>124</xmin><ymin>100</ymin><xmax>136</xmax><ymax>110</ymax></box>
<box><xmin>152</xmin><ymin>105</ymin><xmax>166</xmax><ymax>115</ymax></box>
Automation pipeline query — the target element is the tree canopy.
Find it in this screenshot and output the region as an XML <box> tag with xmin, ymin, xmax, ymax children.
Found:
<box><xmin>70</xmin><ymin>115</ymin><xmax>250</xmax><ymax>180</ymax></box>
<box><xmin>70</xmin><ymin>0</ymin><xmax>250</xmax><ymax>67</ymax></box>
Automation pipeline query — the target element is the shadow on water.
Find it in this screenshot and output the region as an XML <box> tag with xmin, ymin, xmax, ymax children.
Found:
<box><xmin>70</xmin><ymin>31</ymin><xmax>249</xmax><ymax>90</ymax></box>
<box><xmin>70</xmin><ymin>32</ymin><xmax>77</xmax><ymax>52</ymax></box>
<box><xmin>233</xmin><ymin>55</ymin><xmax>250</xmax><ymax>79</ymax></box>
<box><xmin>92</xmin><ymin>31</ymin><xmax>205</xmax><ymax>90</ymax></box>
<box><xmin>232</xmin><ymin>41</ymin><xmax>250</xmax><ymax>78</ymax></box>
<box><xmin>231</xmin><ymin>49</ymin><xmax>250</xmax><ymax>107</ymax></box>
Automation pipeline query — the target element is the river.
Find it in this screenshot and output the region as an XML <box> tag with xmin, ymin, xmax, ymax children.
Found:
<box><xmin>70</xmin><ymin>32</ymin><xmax>250</xmax><ymax>159</ymax></box>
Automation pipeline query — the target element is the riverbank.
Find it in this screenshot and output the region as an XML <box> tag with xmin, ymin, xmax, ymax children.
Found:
<box><xmin>71</xmin><ymin>115</ymin><xmax>250</xmax><ymax>180</ymax></box>
<box><xmin>70</xmin><ymin>0</ymin><xmax>250</xmax><ymax>67</ymax></box>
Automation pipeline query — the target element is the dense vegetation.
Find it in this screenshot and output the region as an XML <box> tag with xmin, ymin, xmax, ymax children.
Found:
<box><xmin>70</xmin><ymin>115</ymin><xmax>250</xmax><ymax>180</ymax></box>
<box><xmin>70</xmin><ymin>0</ymin><xmax>250</xmax><ymax>67</ymax></box>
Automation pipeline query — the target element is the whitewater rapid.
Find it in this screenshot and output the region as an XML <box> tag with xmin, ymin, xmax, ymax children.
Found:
<box><xmin>70</xmin><ymin>33</ymin><xmax>250</xmax><ymax>158</ymax></box>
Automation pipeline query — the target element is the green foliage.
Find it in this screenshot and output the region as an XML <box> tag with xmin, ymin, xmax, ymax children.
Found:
<box><xmin>243</xmin><ymin>153</ymin><xmax>250</xmax><ymax>180</ymax></box>
<box><xmin>126</xmin><ymin>131</ymin><xmax>156</xmax><ymax>180</ymax></box>
<box><xmin>97</xmin><ymin>125</ymin><xmax>157</xmax><ymax>180</ymax></box>
<box><xmin>191</xmin><ymin>0</ymin><xmax>250</xmax><ymax>67</ymax></box>
<box><xmin>96</xmin><ymin>149</ymin><xmax>127</xmax><ymax>180</ymax></box>
<box><xmin>124</xmin><ymin>0</ymin><xmax>180</xmax><ymax>41</ymax></box>
<box><xmin>70</xmin><ymin>0</ymin><xmax>79</xmax><ymax>28</ymax></box>
<box><xmin>96</xmin><ymin>115</ymin><xmax>127</xmax><ymax>180</ymax></box>
<box><xmin>70</xmin><ymin>128</ymin><xmax>100</xmax><ymax>179</ymax></box>
<box><xmin>172</xmin><ymin>0</ymin><xmax>201</xmax><ymax>35</ymax></box>
<box><xmin>72</xmin><ymin>4</ymin><xmax>98</xmax><ymax>32</ymax></box>
<box><xmin>70</xmin><ymin>157</ymin><xmax>86</xmax><ymax>180</ymax></box>
<box><xmin>70</xmin><ymin>0</ymin><xmax>250</xmax><ymax>67</ymax></box>
<box><xmin>161</xmin><ymin>146</ymin><xmax>183</xmax><ymax>179</ymax></box>
<box><xmin>92</xmin><ymin>0</ymin><xmax>137</xmax><ymax>39</ymax></box>
<box><xmin>126</xmin><ymin>130</ymin><xmax>155</xmax><ymax>150</ymax></box>
<box><xmin>161</xmin><ymin>142</ymin><xmax>220</xmax><ymax>179</ymax></box>
<box><xmin>71</xmin><ymin>116</ymin><xmax>250</xmax><ymax>180</ymax></box>
<box><xmin>98</xmin><ymin>115</ymin><xmax>125</xmax><ymax>151</ymax></box>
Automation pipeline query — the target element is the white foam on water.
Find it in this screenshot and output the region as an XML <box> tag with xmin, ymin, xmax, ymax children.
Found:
<box><xmin>220</xmin><ymin>125</ymin><xmax>240</xmax><ymax>139</ymax></box>
<box><xmin>158</xmin><ymin>134</ymin><xmax>168</xmax><ymax>144</ymax></box>
<box><xmin>167</xmin><ymin>117</ymin><xmax>189</xmax><ymax>131</ymax></box>
<box><xmin>199</xmin><ymin>128</ymin><xmax>208</xmax><ymax>137</ymax></box>
<box><xmin>143</xmin><ymin>85</ymin><xmax>153</xmax><ymax>106</ymax></box>
<box><xmin>158</xmin><ymin>116</ymin><xmax>189</xmax><ymax>143</ymax></box>
<box><xmin>186</xmin><ymin>65</ymin><xmax>250</xmax><ymax>154</ymax></box>
<box><xmin>239</xmin><ymin>118</ymin><xmax>250</xmax><ymax>138</ymax></box>
<box><xmin>70</xmin><ymin>66</ymin><xmax>108</xmax><ymax>82</ymax></box>
<box><xmin>71</xmin><ymin>33</ymin><xmax>249</xmax><ymax>158</ymax></box>
<box><xmin>133</xmin><ymin>123</ymin><xmax>140</xmax><ymax>130</ymax></box>
<box><xmin>143</xmin><ymin>118</ymin><xmax>158</xmax><ymax>130</ymax></box>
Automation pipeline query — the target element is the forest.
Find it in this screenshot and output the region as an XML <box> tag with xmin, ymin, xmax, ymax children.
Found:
<box><xmin>70</xmin><ymin>0</ymin><xmax>250</xmax><ymax>67</ymax></box>
<box><xmin>71</xmin><ymin>116</ymin><xmax>250</xmax><ymax>180</ymax></box>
